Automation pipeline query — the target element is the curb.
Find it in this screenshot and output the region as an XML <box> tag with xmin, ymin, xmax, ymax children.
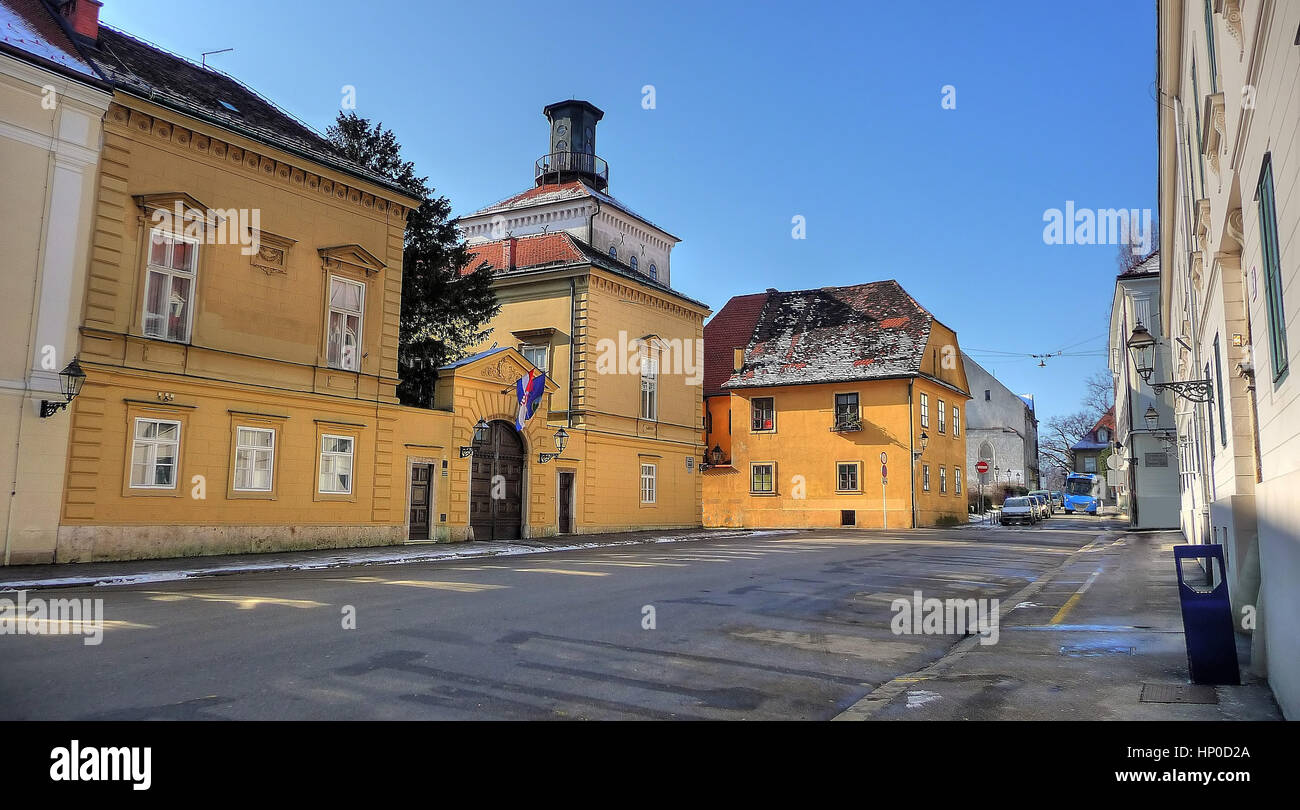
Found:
<box><xmin>0</xmin><ymin>529</ymin><xmax>786</xmax><ymax>592</ymax></box>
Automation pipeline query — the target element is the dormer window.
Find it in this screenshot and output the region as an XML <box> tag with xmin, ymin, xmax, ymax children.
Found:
<box><xmin>1098</xmin><ymin>428</ymin><xmax>1109</xmax><ymax>443</ymax></box>
<box><xmin>218</xmin><ymin>100</ymin><xmax>239</xmax><ymax>113</ymax></box>
<box><xmin>609</xmin><ymin>245</ymin><xmax>617</xmax><ymax>259</ymax></box>
<box><xmin>630</xmin><ymin>255</ymin><xmax>638</xmax><ymax>271</ymax></box>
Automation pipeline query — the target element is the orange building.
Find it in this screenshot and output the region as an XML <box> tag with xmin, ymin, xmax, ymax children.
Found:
<box><xmin>702</xmin><ymin>281</ymin><xmax>970</xmax><ymax>528</ymax></box>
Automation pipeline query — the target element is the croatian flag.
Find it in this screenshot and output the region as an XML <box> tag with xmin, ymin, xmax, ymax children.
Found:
<box><xmin>515</xmin><ymin>369</ymin><xmax>546</xmax><ymax>432</ymax></box>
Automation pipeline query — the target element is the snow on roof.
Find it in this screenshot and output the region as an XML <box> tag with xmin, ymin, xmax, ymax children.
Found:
<box><xmin>0</xmin><ymin>0</ymin><xmax>99</xmax><ymax>79</ymax></box>
<box><xmin>723</xmin><ymin>280</ymin><xmax>935</xmax><ymax>389</ymax></box>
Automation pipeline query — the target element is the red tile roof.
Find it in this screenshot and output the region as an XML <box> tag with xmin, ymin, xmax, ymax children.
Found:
<box><xmin>703</xmin><ymin>292</ymin><xmax>770</xmax><ymax>396</ymax></box>
<box><xmin>464</xmin><ymin>232</ymin><xmax>584</xmax><ymax>273</ymax></box>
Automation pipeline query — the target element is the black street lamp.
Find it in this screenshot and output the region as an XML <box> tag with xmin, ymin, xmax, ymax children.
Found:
<box><xmin>39</xmin><ymin>358</ymin><xmax>86</xmax><ymax>418</ymax></box>
<box><xmin>1127</xmin><ymin>324</ymin><xmax>1213</xmax><ymax>403</ymax></box>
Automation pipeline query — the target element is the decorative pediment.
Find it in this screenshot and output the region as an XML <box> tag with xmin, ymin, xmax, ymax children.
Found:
<box><xmin>443</xmin><ymin>348</ymin><xmax>561</xmax><ymax>392</ymax></box>
<box><xmin>511</xmin><ymin>327</ymin><xmax>559</xmax><ymax>343</ymax></box>
<box><xmin>240</xmin><ymin>228</ymin><xmax>293</xmax><ymax>275</ymax></box>
<box><xmin>133</xmin><ymin>191</ymin><xmax>224</xmax><ymax>230</ymax></box>
<box><xmin>318</xmin><ymin>244</ymin><xmax>386</xmax><ymax>276</ymax></box>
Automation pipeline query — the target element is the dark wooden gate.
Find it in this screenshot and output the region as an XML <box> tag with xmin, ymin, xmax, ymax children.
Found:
<box><xmin>469</xmin><ymin>420</ymin><xmax>524</xmax><ymax>542</ymax></box>
<box><xmin>558</xmin><ymin>471</ymin><xmax>575</xmax><ymax>533</ymax></box>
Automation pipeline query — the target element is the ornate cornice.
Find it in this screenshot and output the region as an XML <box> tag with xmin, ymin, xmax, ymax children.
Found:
<box><xmin>1215</xmin><ymin>0</ymin><xmax>1244</xmax><ymax>60</ymax></box>
<box><xmin>1201</xmin><ymin>92</ymin><xmax>1226</xmax><ymax>178</ymax></box>
<box><xmin>319</xmin><ymin>244</ymin><xmax>386</xmax><ymax>276</ymax></box>
<box><xmin>106</xmin><ymin>101</ymin><xmax>409</xmax><ymax>222</ymax></box>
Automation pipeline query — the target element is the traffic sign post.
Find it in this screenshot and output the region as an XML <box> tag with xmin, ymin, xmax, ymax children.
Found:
<box><xmin>880</xmin><ymin>452</ymin><xmax>888</xmax><ymax>530</ymax></box>
<box><xmin>975</xmin><ymin>461</ymin><xmax>990</xmax><ymax>517</ymax></box>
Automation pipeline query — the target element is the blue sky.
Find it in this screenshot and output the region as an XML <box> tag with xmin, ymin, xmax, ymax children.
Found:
<box><xmin>100</xmin><ymin>0</ymin><xmax>1155</xmax><ymax>426</ymax></box>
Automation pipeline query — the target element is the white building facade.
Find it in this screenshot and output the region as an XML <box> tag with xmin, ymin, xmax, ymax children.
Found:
<box><xmin>1109</xmin><ymin>253</ymin><xmax>1181</xmax><ymax>529</ymax></box>
<box><xmin>1158</xmin><ymin>0</ymin><xmax>1300</xmax><ymax>717</ymax></box>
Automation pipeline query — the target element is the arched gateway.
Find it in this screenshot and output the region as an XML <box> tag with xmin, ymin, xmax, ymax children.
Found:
<box><xmin>469</xmin><ymin>419</ymin><xmax>525</xmax><ymax>541</ymax></box>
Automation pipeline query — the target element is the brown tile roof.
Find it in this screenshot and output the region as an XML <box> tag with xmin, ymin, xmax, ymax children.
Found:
<box><xmin>722</xmin><ymin>280</ymin><xmax>936</xmax><ymax>390</ymax></box>
<box><xmin>81</xmin><ymin>24</ymin><xmax>412</xmax><ymax>199</ymax></box>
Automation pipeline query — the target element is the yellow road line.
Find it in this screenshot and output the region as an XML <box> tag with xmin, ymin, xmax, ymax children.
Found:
<box><xmin>1049</xmin><ymin>567</ymin><xmax>1104</xmax><ymax>624</ymax></box>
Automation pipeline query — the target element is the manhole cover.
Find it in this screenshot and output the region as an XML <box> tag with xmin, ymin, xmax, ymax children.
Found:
<box><xmin>1139</xmin><ymin>683</ymin><xmax>1218</xmax><ymax>704</ymax></box>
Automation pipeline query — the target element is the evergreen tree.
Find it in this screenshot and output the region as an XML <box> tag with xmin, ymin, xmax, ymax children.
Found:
<box><xmin>327</xmin><ymin>112</ymin><xmax>498</xmax><ymax>407</ymax></box>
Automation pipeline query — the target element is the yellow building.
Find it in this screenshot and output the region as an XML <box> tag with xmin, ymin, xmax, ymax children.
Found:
<box><xmin>455</xmin><ymin>100</ymin><xmax>711</xmax><ymax>534</ymax></box>
<box><xmin>702</xmin><ymin>281</ymin><xmax>970</xmax><ymax>528</ymax></box>
<box><xmin>0</xmin><ymin>0</ymin><xmax>112</xmax><ymax>564</ymax></box>
<box><xmin>29</xmin><ymin>14</ymin><xmax>576</xmax><ymax>562</ymax></box>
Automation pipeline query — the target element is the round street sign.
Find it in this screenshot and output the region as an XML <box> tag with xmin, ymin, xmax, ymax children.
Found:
<box><xmin>881</xmin><ymin>464</ymin><xmax>888</xmax><ymax>480</ymax></box>
<box><xmin>976</xmin><ymin>461</ymin><xmax>989</xmax><ymax>474</ymax></box>
<box><xmin>879</xmin><ymin>452</ymin><xmax>888</xmax><ymax>464</ymax></box>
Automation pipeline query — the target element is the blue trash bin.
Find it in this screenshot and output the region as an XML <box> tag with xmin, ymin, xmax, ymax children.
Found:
<box><xmin>1173</xmin><ymin>544</ymin><xmax>1240</xmax><ymax>685</ymax></box>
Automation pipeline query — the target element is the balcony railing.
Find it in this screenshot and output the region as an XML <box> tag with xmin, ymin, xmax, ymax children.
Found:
<box><xmin>830</xmin><ymin>416</ymin><xmax>862</xmax><ymax>433</ymax></box>
<box><xmin>535</xmin><ymin>151</ymin><xmax>609</xmax><ymax>190</ymax></box>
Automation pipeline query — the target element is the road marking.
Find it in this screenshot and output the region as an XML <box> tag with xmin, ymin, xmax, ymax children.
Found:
<box><xmin>341</xmin><ymin>577</ymin><xmax>507</xmax><ymax>592</ymax></box>
<box><xmin>515</xmin><ymin>568</ymin><xmax>609</xmax><ymax>577</ymax></box>
<box><xmin>1048</xmin><ymin>566</ymin><xmax>1104</xmax><ymax>625</ymax></box>
<box><xmin>143</xmin><ymin>591</ymin><xmax>326</xmax><ymax>609</ymax></box>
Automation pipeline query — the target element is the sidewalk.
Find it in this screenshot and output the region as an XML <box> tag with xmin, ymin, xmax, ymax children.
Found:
<box><xmin>837</xmin><ymin>529</ymin><xmax>1282</xmax><ymax>720</ymax></box>
<box><xmin>0</xmin><ymin>528</ymin><xmax>775</xmax><ymax>592</ymax></box>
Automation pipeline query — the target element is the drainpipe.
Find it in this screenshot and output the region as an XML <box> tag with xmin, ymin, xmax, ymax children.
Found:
<box><xmin>909</xmin><ymin>378</ymin><xmax>917</xmax><ymax>528</ymax></box>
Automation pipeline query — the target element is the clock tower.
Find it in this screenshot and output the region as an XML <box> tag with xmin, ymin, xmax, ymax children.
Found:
<box><xmin>536</xmin><ymin>99</ymin><xmax>608</xmax><ymax>191</ymax></box>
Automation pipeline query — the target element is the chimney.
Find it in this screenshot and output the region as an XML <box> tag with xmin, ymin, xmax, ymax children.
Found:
<box><xmin>733</xmin><ymin>348</ymin><xmax>744</xmax><ymax>373</ymax></box>
<box><xmin>501</xmin><ymin>236</ymin><xmax>517</xmax><ymax>271</ymax></box>
<box><xmin>58</xmin><ymin>0</ymin><xmax>102</xmax><ymax>41</ymax></box>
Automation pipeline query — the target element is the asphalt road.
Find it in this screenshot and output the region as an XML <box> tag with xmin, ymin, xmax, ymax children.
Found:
<box><xmin>0</xmin><ymin>517</ymin><xmax>1121</xmax><ymax>720</ymax></box>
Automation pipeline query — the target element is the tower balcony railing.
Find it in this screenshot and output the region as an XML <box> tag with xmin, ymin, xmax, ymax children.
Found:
<box><xmin>535</xmin><ymin>151</ymin><xmax>609</xmax><ymax>190</ymax></box>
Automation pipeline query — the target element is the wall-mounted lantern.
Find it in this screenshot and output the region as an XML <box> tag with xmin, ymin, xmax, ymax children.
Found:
<box><xmin>912</xmin><ymin>431</ymin><xmax>929</xmax><ymax>460</ymax></box>
<box><xmin>1127</xmin><ymin>324</ymin><xmax>1213</xmax><ymax>402</ymax></box>
<box><xmin>539</xmin><ymin>427</ymin><xmax>568</xmax><ymax>464</ymax></box>
<box><xmin>459</xmin><ymin>418</ymin><xmax>491</xmax><ymax>458</ymax></box>
<box><xmin>39</xmin><ymin>358</ymin><xmax>86</xmax><ymax>418</ymax></box>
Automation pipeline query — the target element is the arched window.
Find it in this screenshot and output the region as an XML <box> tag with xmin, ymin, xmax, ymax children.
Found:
<box><xmin>630</xmin><ymin>255</ymin><xmax>638</xmax><ymax>271</ymax></box>
<box><xmin>609</xmin><ymin>245</ymin><xmax>617</xmax><ymax>259</ymax></box>
<box><xmin>648</xmin><ymin>263</ymin><xmax>657</xmax><ymax>280</ymax></box>
<box><xmin>979</xmin><ymin>441</ymin><xmax>995</xmax><ymax>465</ymax></box>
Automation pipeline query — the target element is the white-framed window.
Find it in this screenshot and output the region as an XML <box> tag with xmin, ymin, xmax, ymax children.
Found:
<box><xmin>940</xmin><ymin>466</ymin><xmax>948</xmax><ymax>493</ymax></box>
<box><xmin>234</xmin><ymin>427</ymin><xmax>275</xmax><ymax>492</ymax></box>
<box><xmin>836</xmin><ymin>462</ymin><xmax>860</xmax><ymax>492</ymax></box>
<box><xmin>751</xmin><ymin>397</ymin><xmax>775</xmax><ymax>431</ymax></box>
<box><xmin>751</xmin><ymin>462</ymin><xmax>775</xmax><ymax>494</ymax></box>
<box><xmin>920</xmin><ymin>393</ymin><xmax>930</xmax><ymax>428</ymax></box>
<box><xmin>143</xmin><ymin>229</ymin><xmax>198</xmax><ymax>342</ymax></box>
<box><xmin>640</xmin><ymin>352</ymin><xmax>658</xmax><ymax>420</ymax></box>
<box><xmin>922</xmin><ymin>463</ymin><xmax>931</xmax><ymax>492</ymax></box>
<box><xmin>319</xmin><ymin>434</ymin><xmax>355</xmax><ymax>494</ymax></box>
<box><xmin>955</xmin><ymin>467</ymin><xmax>962</xmax><ymax>494</ymax></box>
<box><xmin>327</xmin><ymin>276</ymin><xmax>365</xmax><ymax>372</ymax></box>
<box><xmin>521</xmin><ymin>344</ymin><xmax>549</xmax><ymax>372</ymax></box>
<box><xmin>640</xmin><ymin>463</ymin><xmax>656</xmax><ymax>503</ymax></box>
<box><xmin>1083</xmin><ymin>456</ymin><xmax>1097</xmax><ymax>473</ymax></box>
<box><xmin>130</xmin><ymin>417</ymin><xmax>181</xmax><ymax>489</ymax></box>
<box><xmin>953</xmin><ymin>406</ymin><xmax>961</xmax><ymax>437</ymax></box>
<box><xmin>938</xmin><ymin>399</ymin><xmax>946</xmax><ymax>433</ymax></box>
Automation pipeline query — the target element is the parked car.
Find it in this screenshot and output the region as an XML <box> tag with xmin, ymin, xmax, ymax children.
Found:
<box><xmin>1000</xmin><ymin>497</ymin><xmax>1038</xmax><ymax>525</ymax></box>
<box><xmin>1029</xmin><ymin>491</ymin><xmax>1053</xmax><ymax>517</ymax></box>
<box><xmin>1050</xmin><ymin>490</ymin><xmax>1064</xmax><ymax>509</ymax></box>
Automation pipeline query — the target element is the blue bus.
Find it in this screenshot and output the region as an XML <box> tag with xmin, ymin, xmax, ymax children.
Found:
<box><xmin>1063</xmin><ymin>473</ymin><xmax>1101</xmax><ymax>515</ymax></box>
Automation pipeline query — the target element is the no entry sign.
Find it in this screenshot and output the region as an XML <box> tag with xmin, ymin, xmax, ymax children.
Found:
<box><xmin>976</xmin><ymin>461</ymin><xmax>989</xmax><ymax>474</ymax></box>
